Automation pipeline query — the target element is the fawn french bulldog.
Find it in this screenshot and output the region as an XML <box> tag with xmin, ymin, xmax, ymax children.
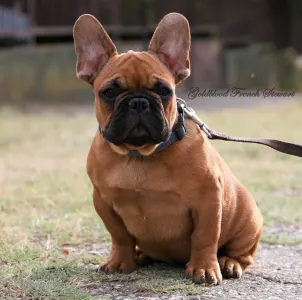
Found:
<box><xmin>73</xmin><ymin>12</ymin><xmax>263</xmax><ymax>285</ymax></box>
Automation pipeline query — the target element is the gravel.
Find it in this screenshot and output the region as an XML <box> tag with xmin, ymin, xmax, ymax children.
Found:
<box><xmin>89</xmin><ymin>242</ymin><xmax>302</xmax><ymax>300</ymax></box>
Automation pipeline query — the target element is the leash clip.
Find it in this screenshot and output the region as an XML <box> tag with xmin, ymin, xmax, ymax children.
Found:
<box><xmin>176</xmin><ymin>97</ymin><xmax>212</xmax><ymax>138</ymax></box>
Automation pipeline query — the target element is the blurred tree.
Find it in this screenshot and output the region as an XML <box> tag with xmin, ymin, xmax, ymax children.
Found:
<box><xmin>292</xmin><ymin>0</ymin><xmax>302</xmax><ymax>15</ymax></box>
<box><xmin>268</xmin><ymin>0</ymin><xmax>291</xmax><ymax>51</ymax></box>
<box><xmin>267</xmin><ymin>0</ymin><xmax>296</xmax><ymax>90</ymax></box>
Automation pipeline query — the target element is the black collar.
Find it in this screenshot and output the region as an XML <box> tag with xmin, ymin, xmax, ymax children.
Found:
<box><xmin>98</xmin><ymin>102</ymin><xmax>186</xmax><ymax>157</ymax></box>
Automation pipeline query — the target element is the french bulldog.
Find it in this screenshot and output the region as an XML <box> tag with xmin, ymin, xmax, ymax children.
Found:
<box><xmin>73</xmin><ymin>12</ymin><xmax>263</xmax><ymax>285</ymax></box>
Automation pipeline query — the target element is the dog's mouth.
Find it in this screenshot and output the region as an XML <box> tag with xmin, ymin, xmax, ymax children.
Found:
<box><xmin>103</xmin><ymin>93</ymin><xmax>170</xmax><ymax>147</ymax></box>
<box><xmin>123</xmin><ymin>124</ymin><xmax>154</xmax><ymax>147</ymax></box>
<box><xmin>104</xmin><ymin>118</ymin><xmax>169</xmax><ymax>147</ymax></box>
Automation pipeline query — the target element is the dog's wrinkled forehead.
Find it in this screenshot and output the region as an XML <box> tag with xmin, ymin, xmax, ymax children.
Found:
<box><xmin>94</xmin><ymin>51</ymin><xmax>175</xmax><ymax>90</ymax></box>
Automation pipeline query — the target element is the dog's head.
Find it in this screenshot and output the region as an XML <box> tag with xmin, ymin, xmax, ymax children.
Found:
<box><xmin>73</xmin><ymin>13</ymin><xmax>191</xmax><ymax>156</ymax></box>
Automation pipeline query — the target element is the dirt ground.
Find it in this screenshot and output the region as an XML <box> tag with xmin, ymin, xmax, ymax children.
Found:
<box><xmin>85</xmin><ymin>235</ymin><xmax>302</xmax><ymax>300</ymax></box>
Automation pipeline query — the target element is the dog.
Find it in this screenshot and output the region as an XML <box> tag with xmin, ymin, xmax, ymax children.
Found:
<box><xmin>73</xmin><ymin>12</ymin><xmax>263</xmax><ymax>285</ymax></box>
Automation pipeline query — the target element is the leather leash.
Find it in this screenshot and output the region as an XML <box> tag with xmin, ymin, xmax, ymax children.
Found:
<box><xmin>177</xmin><ymin>97</ymin><xmax>302</xmax><ymax>159</ymax></box>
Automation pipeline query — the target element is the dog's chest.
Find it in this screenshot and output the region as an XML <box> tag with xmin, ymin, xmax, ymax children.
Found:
<box><xmin>110</xmin><ymin>188</ymin><xmax>193</xmax><ymax>241</ymax></box>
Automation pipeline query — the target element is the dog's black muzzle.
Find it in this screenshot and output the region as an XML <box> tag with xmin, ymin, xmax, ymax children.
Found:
<box><xmin>102</xmin><ymin>93</ymin><xmax>170</xmax><ymax>147</ymax></box>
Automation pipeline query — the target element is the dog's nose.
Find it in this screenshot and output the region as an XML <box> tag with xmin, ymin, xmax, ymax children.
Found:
<box><xmin>128</xmin><ymin>98</ymin><xmax>150</xmax><ymax>112</ymax></box>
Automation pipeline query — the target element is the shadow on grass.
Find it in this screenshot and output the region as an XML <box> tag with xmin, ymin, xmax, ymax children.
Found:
<box><xmin>89</xmin><ymin>262</ymin><xmax>204</xmax><ymax>297</ymax></box>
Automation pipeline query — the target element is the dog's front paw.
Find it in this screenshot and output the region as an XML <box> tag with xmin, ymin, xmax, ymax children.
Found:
<box><xmin>99</xmin><ymin>257</ymin><xmax>136</xmax><ymax>274</ymax></box>
<box><xmin>218</xmin><ymin>256</ymin><xmax>243</xmax><ymax>279</ymax></box>
<box><xmin>185</xmin><ymin>261</ymin><xmax>222</xmax><ymax>285</ymax></box>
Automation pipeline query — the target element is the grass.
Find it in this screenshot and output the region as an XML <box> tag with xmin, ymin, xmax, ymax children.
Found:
<box><xmin>0</xmin><ymin>101</ymin><xmax>302</xmax><ymax>298</ymax></box>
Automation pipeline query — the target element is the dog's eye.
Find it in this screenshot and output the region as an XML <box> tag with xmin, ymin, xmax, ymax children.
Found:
<box><xmin>103</xmin><ymin>88</ymin><xmax>115</xmax><ymax>98</ymax></box>
<box><xmin>159</xmin><ymin>87</ymin><xmax>171</xmax><ymax>96</ymax></box>
<box><xmin>99</xmin><ymin>85</ymin><xmax>122</xmax><ymax>101</ymax></box>
<box><xmin>153</xmin><ymin>82</ymin><xmax>172</xmax><ymax>98</ymax></box>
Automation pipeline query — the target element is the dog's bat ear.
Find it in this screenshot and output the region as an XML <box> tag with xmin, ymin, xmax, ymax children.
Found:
<box><xmin>73</xmin><ymin>14</ymin><xmax>117</xmax><ymax>84</ymax></box>
<box><xmin>148</xmin><ymin>13</ymin><xmax>191</xmax><ymax>84</ymax></box>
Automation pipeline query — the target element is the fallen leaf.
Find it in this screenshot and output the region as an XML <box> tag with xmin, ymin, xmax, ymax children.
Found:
<box><xmin>62</xmin><ymin>249</ymin><xmax>69</xmax><ymax>255</ymax></box>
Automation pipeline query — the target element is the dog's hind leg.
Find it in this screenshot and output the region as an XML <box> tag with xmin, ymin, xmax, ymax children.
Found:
<box><xmin>218</xmin><ymin>227</ymin><xmax>263</xmax><ymax>279</ymax></box>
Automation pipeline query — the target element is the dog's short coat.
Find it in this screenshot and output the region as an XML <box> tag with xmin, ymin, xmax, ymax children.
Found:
<box><xmin>73</xmin><ymin>12</ymin><xmax>263</xmax><ymax>285</ymax></box>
